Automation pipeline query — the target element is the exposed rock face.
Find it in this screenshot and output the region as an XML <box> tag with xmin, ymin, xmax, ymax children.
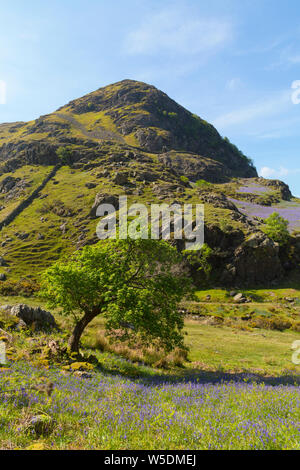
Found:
<box><xmin>10</xmin><ymin>304</ymin><xmax>56</xmax><ymax>329</ymax></box>
<box><xmin>158</xmin><ymin>152</ymin><xmax>231</xmax><ymax>183</ymax></box>
<box><xmin>0</xmin><ymin>176</ymin><xmax>19</xmax><ymax>193</ymax></box>
<box><xmin>262</xmin><ymin>179</ymin><xmax>292</xmax><ymax>201</ymax></box>
<box><xmin>200</xmin><ymin>226</ymin><xmax>284</xmax><ymax>286</ymax></box>
<box><xmin>232</xmin><ymin>233</ymin><xmax>283</xmax><ymax>285</ymax></box>
<box><xmin>0</xmin><ymin>142</ymin><xmax>59</xmax><ymax>171</ymax></box>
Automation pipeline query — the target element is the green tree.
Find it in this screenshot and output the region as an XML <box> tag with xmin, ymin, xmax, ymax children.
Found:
<box><xmin>41</xmin><ymin>239</ymin><xmax>190</xmax><ymax>353</ymax></box>
<box><xmin>262</xmin><ymin>212</ymin><xmax>290</xmax><ymax>246</ymax></box>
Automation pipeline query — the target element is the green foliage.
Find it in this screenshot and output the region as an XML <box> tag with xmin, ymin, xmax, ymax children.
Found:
<box><xmin>160</xmin><ymin>110</ymin><xmax>178</xmax><ymax>119</ymax></box>
<box><xmin>41</xmin><ymin>239</ymin><xmax>191</xmax><ymax>352</ymax></box>
<box><xmin>185</xmin><ymin>243</ymin><xmax>213</xmax><ymax>280</ymax></box>
<box><xmin>195</xmin><ymin>179</ymin><xmax>213</xmax><ymax>189</ymax></box>
<box><xmin>262</xmin><ymin>212</ymin><xmax>290</xmax><ymax>246</ymax></box>
<box><xmin>56</xmin><ymin>146</ymin><xmax>72</xmax><ymax>165</ymax></box>
<box><xmin>0</xmin><ymin>279</ymin><xmax>40</xmax><ymax>297</ymax></box>
<box><xmin>183</xmin><ymin>114</ymin><xmax>219</xmax><ymax>146</ymax></box>
<box><xmin>223</xmin><ymin>136</ymin><xmax>255</xmax><ymax>167</ymax></box>
<box><xmin>197</xmin><ymin>244</ymin><xmax>213</xmax><ymax>278</ymax></box>
<box><xmin>180</xmin><ymin>175</ymin><xmax>189</xmax><ymax>183</ymax></box>
<box><xmin>219</xmin><ymin>219</ymin><xmax>233</xmax><ymax>233</ymax></box>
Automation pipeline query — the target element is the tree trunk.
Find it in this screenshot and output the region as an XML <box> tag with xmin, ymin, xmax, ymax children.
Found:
<box><xmin>68</xmin><ymin>310</ymin><xmax>99</xmax><ymax>353</ymax></box>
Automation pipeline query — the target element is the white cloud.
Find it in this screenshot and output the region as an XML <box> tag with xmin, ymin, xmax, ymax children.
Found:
<box><xmin>212</xmin><ymin>90</ymin><xmax>291</xmax><ymax>130</ymax></box>
<box><xmin>124</xmin><ymin>10</ymin><xmax>233</xmax><ymax>56</ymax></box>
<box><xmin>259</xmin><ymin>166</ymin><xmax>289</xmax><ymax>178</ymax></box>
<box><xmin>259</xmin><ymin>166</ymin><xmax>300</xmax><ymax>179</ymax></box>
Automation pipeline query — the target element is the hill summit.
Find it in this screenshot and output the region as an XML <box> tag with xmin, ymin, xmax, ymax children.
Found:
<box><xmin>0</xmin><ymin>79</ymin><xmax>299</xmax><ymax>288</ymax></box>
<box><xmin>0</xmin><ymin>79</ymin><xmax>256</xmax><ymax>182</ymax></box>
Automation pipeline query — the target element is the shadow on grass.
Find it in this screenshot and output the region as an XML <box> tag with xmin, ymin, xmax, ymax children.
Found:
<box><xmin>96</xmin><ymin>360</ymin><xmax>300</xmax><ymax>387</ymax></box>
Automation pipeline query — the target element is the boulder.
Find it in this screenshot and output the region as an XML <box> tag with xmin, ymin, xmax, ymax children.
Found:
<box><xmin>113</xmin><ymin>172</ymin><xmax>128</xmax><ymax>185</ymax></box>
<box><xmin>233</xmin><ymin>293</ymin><xmax>247</xmax><ymax>303</ymax></box>
<box><xmin>90</xmin><ymin>193</ymin><xmax>119</xmax><ymax>218</ymax></box>
<box><xmin>10</xmin><ymin>304</ymin><xmax>56</xmax><ymax>329</ymax></box>
<box><xmin>0</xmin><ymin>257</ymin><xmax>7</xmax><ymax>267</ymax></box>
<box><xmin>85</xmin><ymin>182</ymin><xmax>97</xmax><ymax>189</ymax></box>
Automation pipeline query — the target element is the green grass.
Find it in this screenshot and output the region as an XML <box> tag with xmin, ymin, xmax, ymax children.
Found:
<box><xmin>185</xmin><ymin>321</ymin><xmax>299</xmax><ymax>375</ymax></box>
<box><xmin>80</xmin><ymin>308</ymin><xmax>300</xmax><ymax>376</ymax></box>
<box><xmin>195</xmin><ymin>286</ymin><xmax>300</xmax><ymax>303</ymax></box>
<box><xmin>0</xmin><ymin>293</ymin><xmax>299</xmax><ymax>450</ymax></box>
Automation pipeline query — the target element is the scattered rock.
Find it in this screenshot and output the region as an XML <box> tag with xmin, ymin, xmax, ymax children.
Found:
<box><xmin>233</xmin><ymin>293</ymin><xmax>247</xmax><ymax>303</ymax></box>
<box><xmin>85</xmin><ymin>182</ymin><xmax>97</xmax><ymax>189</ymax></box>
<box><xmin>59</xmin><ymin>223</ymin><xmax>68</xmax><ymax>234</ymax></box>
<box><xmin>113</xmin><ymin>172</ymin><xmax>128</xmax><ymax>185</ymax></box>
<box><xmin>16</xmin><ymin>232</ymin><xmax>29</xmax><ymax>240</ymax></box>
<box><xmin>73</xmin><ymin>371</ymin><xmax>93</xmax><ymax>379</ymax></box>
<box><xmin>0</xmin><ymin>176</ymin><xmax>20</xmax><ymax>193</ymax></box>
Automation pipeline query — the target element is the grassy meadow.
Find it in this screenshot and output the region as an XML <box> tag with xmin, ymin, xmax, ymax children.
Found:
<box><xmin>0</xmin><ymin>287</ymin><xmax>299</xmax><ymax>450</ymax></box>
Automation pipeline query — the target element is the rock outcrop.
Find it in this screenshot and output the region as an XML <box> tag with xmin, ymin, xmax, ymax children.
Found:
<box><xmin>9</xmin><ymin>304</ymin><xmax>56</xmax><ymax>329</ymax></box>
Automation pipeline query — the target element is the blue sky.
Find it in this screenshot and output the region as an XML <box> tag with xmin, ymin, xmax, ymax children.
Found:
<box><xmin>1</xmin><ymin>0</ymin><xmax>300</xmax><ymax>194</ymax></box>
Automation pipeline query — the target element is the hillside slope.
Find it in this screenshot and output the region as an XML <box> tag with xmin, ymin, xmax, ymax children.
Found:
<box><xmin>0</xmin><ymin>79</ymin><xmax>299</xmax><ymax>287</ymax></box>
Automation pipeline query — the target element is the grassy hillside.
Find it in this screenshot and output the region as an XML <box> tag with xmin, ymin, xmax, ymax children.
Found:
<box><xmin>0</xmin><ymin>79</ymin><xmax>299</xmax><ymax>287</ymax></box>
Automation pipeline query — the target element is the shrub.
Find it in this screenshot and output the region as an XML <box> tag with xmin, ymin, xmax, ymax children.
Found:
<box><xmin>56</xmin><ymin>146</ymin><xmax>72</xmax><ymax>165</ymax></box>
<box><xmin>195</xmin><ymin>179</ymin><xmax>212</xmax><ymax>189</ymax></box>
<box><xmin>249</xmin><ymin>316</ymin><xmax>292</xmax><ymax>331</ymax></box>
<box><xmin>180</xmin><ymin>175</ymin><xmax>189</xmax><ymax>183</ymax></box>
<box><xmin>185</xmin><ymin>243</ymin><xmax>213</xmax><ymax>280</ymax></box>
<box><xmin>262</xmin><ymin>212</ymin><xmax>290</xmax><ymax>246</ymax></box>
<box><xmin>0</xmin><ymin>279</ymin><xmax>40</xmax><ymax>297</ymax></box>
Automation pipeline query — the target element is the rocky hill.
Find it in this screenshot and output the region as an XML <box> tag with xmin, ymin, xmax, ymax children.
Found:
<box><xmin>0</xmin><ymin>79</ymin><xmax>299</xmax><ymax>287</ymax></box>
